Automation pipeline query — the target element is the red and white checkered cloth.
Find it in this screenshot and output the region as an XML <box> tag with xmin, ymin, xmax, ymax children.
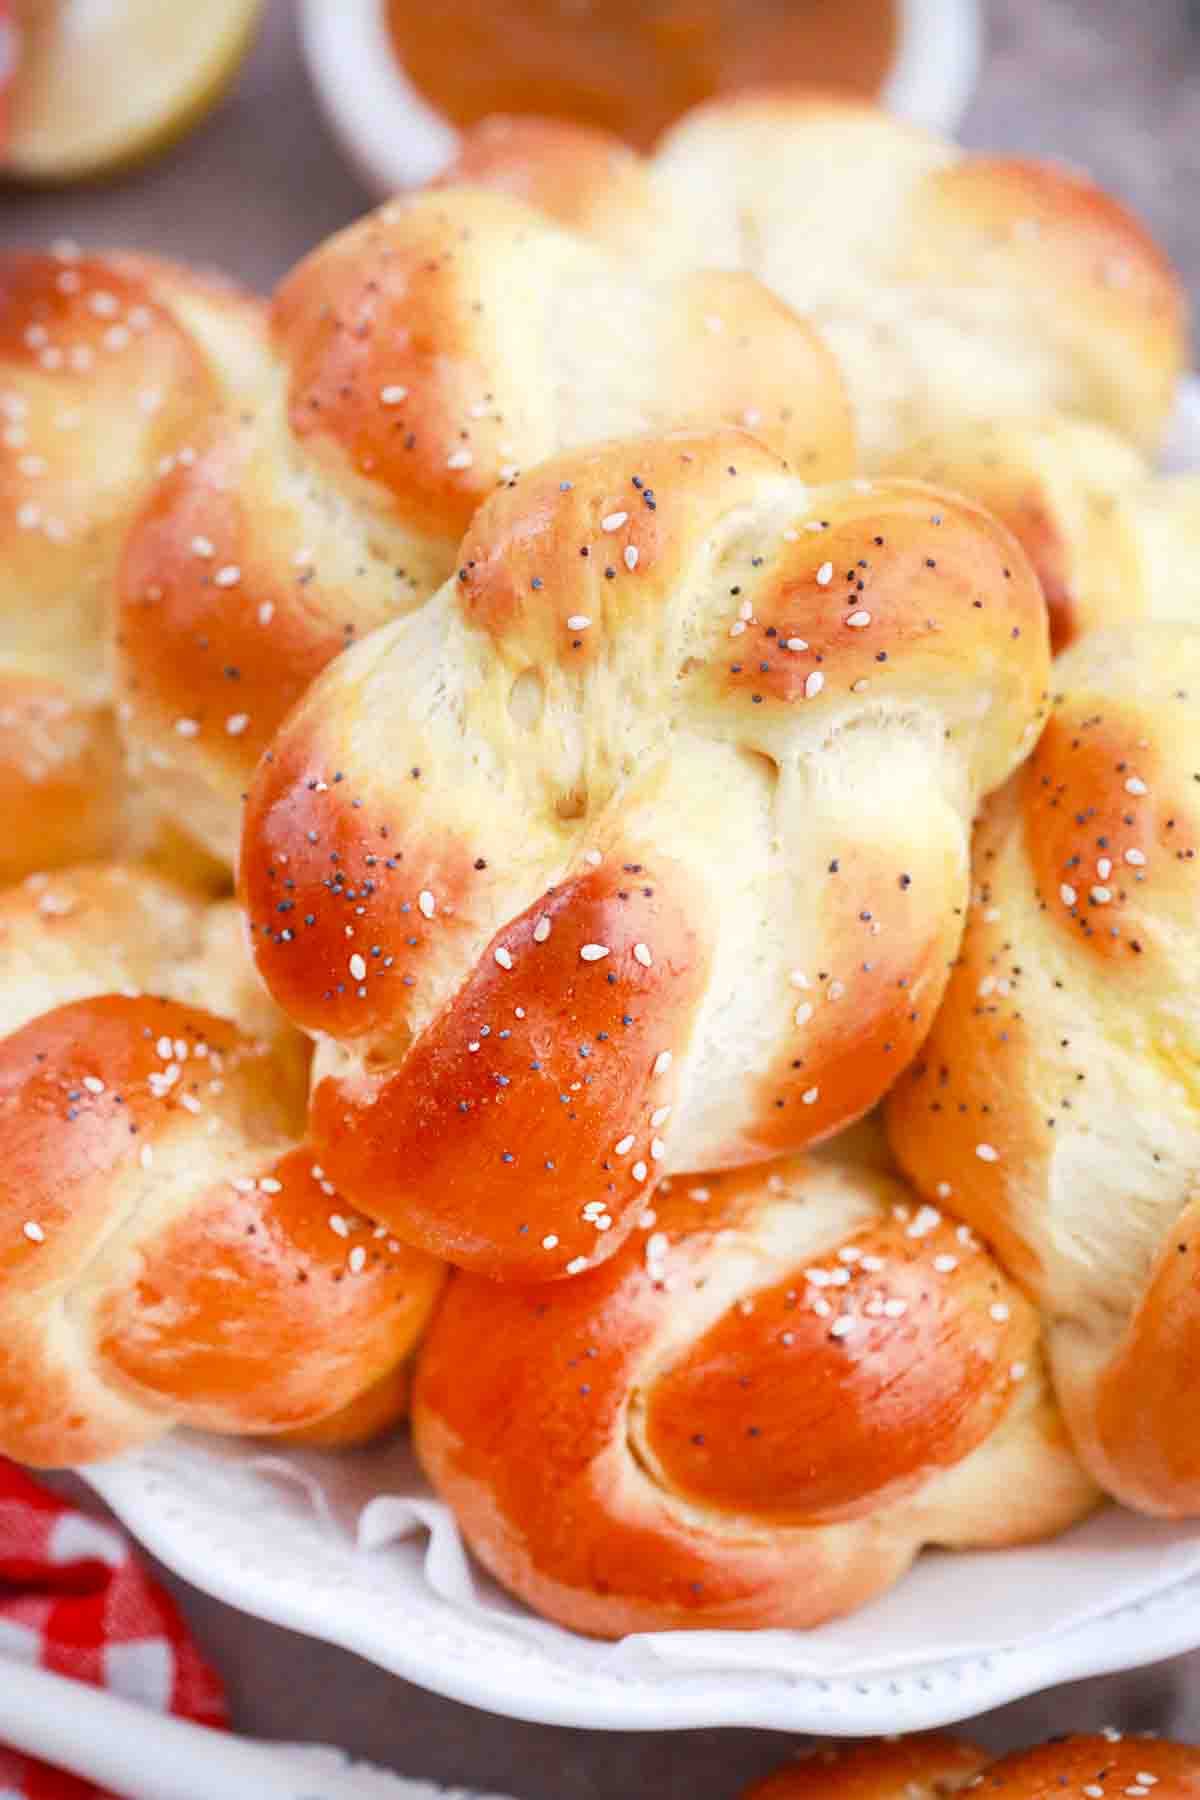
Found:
<box><xmin>0</xmin><ymin>1458</ymin><xmax>227</xmax><ymax>1800</ymax></box>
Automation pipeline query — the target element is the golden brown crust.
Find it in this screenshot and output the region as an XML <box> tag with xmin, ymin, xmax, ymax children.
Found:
<box><xmin>744</xmin><ymin>1735</ymin><xmax>987</xmax><ymax>1800</ymax></box>
<box><xmin>242</xmin><ymin>431</ymin><xmax>1048</xmax><ymax>1279</ymax></box>
<box><xmin>747</xmin><ymin>1734</ymin><xmax>1200</xmax><ymax>1798</ymax></box>
<box><xmin>0</xmin><ymin>243</ymin><xmax>268</xmax><ymax>877</ymax></box>
<box><xmin>883</xmin><ymin>418</ymin><xmax>1200</xmax><ymax>653</ymax></box>
<box><xmin>0</xmin><ymin>863</ymin><xmax>445</xmax><ymax>1468</ymax></box>
<box><xmin>887</xmin><ymin>624</ymin><xmax>1200</xmax><ymax>1513</ymax></box>
<box><xmin>412</xmin><ymin>1154</ymin><xmax>1093</xmax><ymax>1636</ymax></box>
<box><xmin>448</xmin><ymin>92</ymin><xmax>1189</xmax><ymax>460</ymax></box>
<box><xmin>115</xmin><ymin>185</ymin><xmax>851</xmax><ymax>861</ymax></box>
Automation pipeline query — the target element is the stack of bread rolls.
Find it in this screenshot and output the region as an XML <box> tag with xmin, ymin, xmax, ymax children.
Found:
<box><xmin>1</xmin><ymin>90</ymin><xmax>1196</xmax><ymax>1642</ymax></box>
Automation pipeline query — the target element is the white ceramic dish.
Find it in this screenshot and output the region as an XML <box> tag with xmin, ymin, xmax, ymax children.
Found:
<box><xmin>299</xmin><ymin>0</ymin><xmax>983</xmax><ymax>198</ymax></box>
<box><xmin>82</xmin><ymin>382</ymin><xmax>1200</xmax><ymax>1737</ymax></box>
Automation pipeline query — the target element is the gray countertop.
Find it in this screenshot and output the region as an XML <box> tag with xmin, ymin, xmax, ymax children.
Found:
<box><xmin>8</xmin><ymin>1</ymin><xmax>1200</xmax><ymax>1792</ymax></box>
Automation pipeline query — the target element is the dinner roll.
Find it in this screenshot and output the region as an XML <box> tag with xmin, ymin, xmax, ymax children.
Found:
<box><xmin>446</xmin><ymin>94</ymin><xmax>1188</xmax><ymax>463</ymax></box>
<box><xmin>888</xmin><ymin>623</ymin><xmax>1200</xmax><ymax>1514</ymax></box>
<box><xmin>0</xmin><ymin>863</ymin><xmax>443</xmax><ymax>1466</ymax></box>
<box><xmin>747</xmin><ymin>1732</ymin><xmax>1200</xmax><ymax>1798</ymax></box>
<box><xmin>241</xmin><ymin>429</ymin><xmax>1049</xmax><ymax>1278</ymax></box>
<box><xmin>413</xmin><ymin>1154</ymin><xmax>1094</xmax><ymax>1636</ymax></box>
<box><xmin>116</xmin><ymin>186</ymin><xmax>851</xmax><ymax>861</ymax></box>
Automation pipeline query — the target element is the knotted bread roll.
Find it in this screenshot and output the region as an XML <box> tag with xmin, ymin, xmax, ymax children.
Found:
<box><xmin>888</xmin><ymin>623</ymin><xmax>1200</xmax><ymax>1515</ymax></box>
<box><xmin>413</xmin><ymin>1153</ymin><xmax>1094</xmax><ymax>1636</ymax></box>
<box><xmin>114</xmin><ymin>185</ymin><xmax>851</xmax><ymax>861</ymax></box>
<box><xmin>746</xmin><ymin>1733</ymin><xmax>1200</xmax><ymax>1798</ymax></box>
<box><xmin>0</xmin><ymin>863</ymin><xmax>444</xmax><ymax>1467</ymax></box>
<box><xmin>0</xmin><ymin>245</ymin><xmax>265</xmax><ymax>879</ymax></box>
<box><xmin>241</xmin><ymin>429</ymin><xmax>1050</xmax><ymax>1279</ymax></box>
<box><xmin>446</xmin><ymin>95</ymin><xmax>1188</xmax><ymax>464</ymax></box>
<box><xmin>883</xmin><ymin>417</ymin><xmax>1200</xmax><ymax>651</ymax></box>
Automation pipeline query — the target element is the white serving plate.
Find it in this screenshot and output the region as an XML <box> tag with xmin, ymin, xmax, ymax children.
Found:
<box><xmin>299</xmin><ymin>0</ymin><xmax>982</xmax><ymax>198</ymax></box>
<box><xmin>83</xmin><ymin>380</ymin><xmax>1200</xmax><ymax>1736</ymax></box>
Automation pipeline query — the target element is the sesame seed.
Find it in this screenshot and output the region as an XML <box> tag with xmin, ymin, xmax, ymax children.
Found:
<box><xmin>567</xmin><ymin>614</ymin><xmax>591</xmax><ymax>630</ymax></box>
<box><xmin>908</xmin><ymin>1205</ymin><xmax>942</xmax><ymax>1237</ymax></box>
<box><xmin>976</xmin><ymin>1143</ymin><xmax>1000</xmax><ymax>1162</ymax></box>
<box><xmin>846</xmin><ymin>610</ymin><xmax>871</xmax><ymax>628</ymax></box>
<box><xmin>542</xmin><ymin>1234</ymin><xmax>559</xmax><ymax>1249</ymax></box>
<box><xmin>533</xmin><ymin>916</ymin><xmax>551</xmax><ymax>943</ymax></box>
<box><xmin>225</xmin><ymin>713</ymin><xmax>249</xmax><ymax>736</ymax></box>
<box><xmin>1125</xmin><ymin>776</ymin><xmax>1148</xmax><ymax>795</ymax></box>
<box><xmin>258</xmin><ymin>601</ymin><xmax>275</xmax><ymax>626</ymax></box>
<box><xmin>830</xmin><ymin>1316</ymin><xmax>854</xmax><ymax>1338</ymax></box>
<box><xmin>1091</xmin><ymin>886</ymin><xmax>1113</xmax><ymax>904</ymax></box>
<box><xmin>82</xmin><ymin>1075</ymin><xmax>104</xmax><ymax>1094</ymax></box>
<box><xmin>651</xmin><ymin>1137</ymin><xmax>666</xmax><ymax>1159</ymax></box>
<box><xmin>1009</xmin><ymin>1361</ymin><xmax>1027</xmax><ymax>1381</ymax></box>
<box><xmin>615</xmin><ymin>1135</ymin><xmax>636</xmax><ymax>1155</ymax></box>
<box><xmin>601</xmin><ymin>511</ymin><xmax>628</xmax><ymax>532</ymax></box>
<box><xmin>1060</xmin><ymin>883</ymin><xmax>1077</xmax><ymax>905</ymax></box>
<box><xmin>785</xmin><ymin>637</ymin><xmax>808</xmax><ymax>652</ymax></box>
<box><xmin>190</xmin><ymin>535</ymin><xmax>214</xmax><ymax>558</ymax></box>
<box><xmin>349</xmin><ymin>953</ymin><xmax>367</xmax><ymax>981</ymax></box>
<box><xmin>795</xmin><ymin>1002</ymin><xmax>813</xmax><ymax>1026</ymax></box>
<box><xmin>632</xmin><ymin>1160</ymin><xmax>648</xmax><ymax>1181</ymax></box>
<box><xmin>990</xmin><ymin>1303</ymin><xmax>1010</xmax><ymax>1322</ymax></box>
<box><xmin>139</xmin><ymin>1145</ymin><xmax>154</xmax><ymax>1169</ymax></box>
<box><xmin>259</xmin><ymin>1177</ymin><xmax>283</xmax><ymax>1195</ymax></box>
<box><xmin>418</xmin><ymin>890</ymin><xmax>436</xmax><ymax>919</ymax></box>
<box><xmin>348</xmin><ymin>1246</ymin><xmax>367</xmax><ymax>1274</ymax></box>
<box><xmin>565</xmin><ymin>1256</ymin><xmax>589</xmax><ymax>1274</ymax></box>
<box><xmin>729</xmin><ymin>620</ymin><xmax>746</xmax><ymax>637</ymax></box>
<box><xmin>446</xmin><ymin>449</ymin><xmax>473</xmax><ymax>470</ymax></box>
<box><xmin>816</xmin><ymin>561</ymin><xmax>833</xmax><ymax>586</ymax></box>
<box><xmin>805</xmin><ymin>671</ymin><xmax>825</xmax><ymax>699</ymax></box>
<box><xmin>494</xmin><ymin>946</ymin><xmax>513</xmax><ymax>969</ymax></box>
<box><xmin>633</xmin><ymin>942</ymin><xmax>652</xmax><ymax>967</ymax></box>
<box><xmin>329</xmin><ymin>1215</ymin><xmax>349</xmax><ymax>1237</ymax></box>
<box><xmin>1125</xmin><ymin>847</ymin><xmax>1146</xmax><ymax>866</ymax></box>
<box><xmin>802</xmin><ymin>1086</ymin><xmax>819</xmax><ymax>1104</ymax></box>
<box><xmin>933</xmin><ymin>1254</ymin><xmax>957</xmax><ymax>1272</ymax></box>
<box><xmin>214</xmin><ymin>564</ymin><xmax>241</xmax><ymax>588</ymax></box>
<box><xmin>23</xmin><ymin>1221</ymin><xmax>44</xmax><ymax>1244</ymax></box>
<box><xmin>580</xmin><ymin>943</ymin><xmax>610</xmax><ymax>962</ymax></box>
<box><xmin>1097</xmin><ymin>857</ymin><xmax>1113</xmax><ymax>880</ymax></box>
<box><xmin>174</xmin><ymin>718</ymin><xmax>200</xmax><ymax>738</ymax></box>
<box><xmin>624</xmin><ymin>546</ymin><xmax>639</xmax><ymax>570</ymax></box>
<box><xmin>883</xmin><ymin>1298</ymin><xmax>908</xmax><ymax>1317</ymax></box>
<box><xmin>380</xmin><ymin>385</ymin><xmax>408</xmax><ymax>404</ymax></box>
<box><xmin>653</xmin><ymin>1050</ymin><xmax>672</xmax><ymax>1076</ymax></box>
<box><xmin>651</xmin><ymin>1106</ymin><xmax>671</xmax><ymax>1127</ymax></box>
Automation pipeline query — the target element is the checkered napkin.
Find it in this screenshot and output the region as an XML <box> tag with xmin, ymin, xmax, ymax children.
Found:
<box><xmin>0</xmin><ymin>1458</ymin><xmax>227</xmax><ymax>1800</ymax></box>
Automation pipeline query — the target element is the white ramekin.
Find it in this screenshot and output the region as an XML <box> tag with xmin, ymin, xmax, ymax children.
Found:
<box><xmin>300</xmin><ymin>0</ymin><xmax>982</xmax><ymax>198</ymax></box>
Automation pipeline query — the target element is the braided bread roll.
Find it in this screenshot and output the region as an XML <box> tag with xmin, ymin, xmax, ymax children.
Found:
<box><xmin>241</xmin><ymin>428</ymin><xmax>1049</xmax><ymax>1279</ymax></box>
<box><xmin>412</xmin><ymin>1152</ymin><xmax>1094</xmax><ymax>1636</ymax></box>
<box><xmin>444</xmin><ymin>93</ymin><xmax>1188</xmax><ymax>464</ymax></box>
<box><xmin>0</xmin><ymin>863</ymin><xmax>444</xmax><ymax>1467</ymax></box>
<box><xmin>888</xmin><ymin>623</ymin><xmax>1200</xmax><ymax>1514</ymax></box>
<box><xmin>883</xmin><ymin>417</ymin><xmax>1200</xmax><ymax>652</ymax></box>
<box><xmin>747</xmin><ymin>1733</ymin><xmax>1200</xmax><ymax>1798</ymax></box>
<box><xmin>0</xmin><ymin>245</ymin><xmax>265</xmax><ymax>878</ymax></box>
<box><xmin>114</xmin><ymin>185</ymin><xmax>851</xmax><ymax>861</ymax></box>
